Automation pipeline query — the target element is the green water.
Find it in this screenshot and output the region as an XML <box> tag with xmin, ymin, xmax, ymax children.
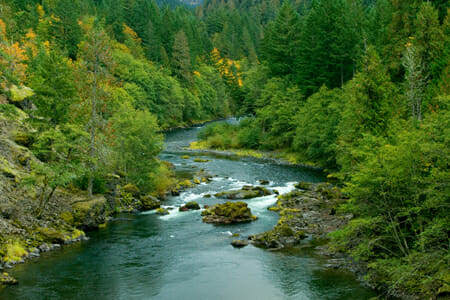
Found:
<box><xmin>0</xmin><ymin>123</ymin><xmax>378</xmax><ymax>300</ymax></box>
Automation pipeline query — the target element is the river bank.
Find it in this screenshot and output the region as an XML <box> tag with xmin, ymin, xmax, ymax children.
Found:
<box><xmin>188</xmin><ymin>141</ymin><xmax>325</xmax><ymax>171</ymax></box>
<box><xmin>1</xmin><ymin>124</ymin><xmax>378</xmax><ymax>299</ymax></box>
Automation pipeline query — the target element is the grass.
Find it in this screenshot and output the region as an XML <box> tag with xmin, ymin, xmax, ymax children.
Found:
<box><xmin>4</xmin><ymin>241</ymin><xmax>28</xmax><ymax>263</ymax></box>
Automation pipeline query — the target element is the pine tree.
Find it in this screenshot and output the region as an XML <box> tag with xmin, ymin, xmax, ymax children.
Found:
<box><xmin>171</xmin><ymin>30</ymin><xmax>192</xmax><ymax>84</ymax></box>
<box><xmin>262</xmin><ymin>1</ymin><xmax>300</xmax><ymax>77</ymax></box>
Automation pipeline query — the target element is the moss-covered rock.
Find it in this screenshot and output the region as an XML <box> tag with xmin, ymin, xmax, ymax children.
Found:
<box><xmin>122</xmin><ymin>184</ymin><xmax>140</xmax><ymax>198</ymax></box>
<box><xmin>259</xmin><ymin>179</ymin><xmax>270</xmax><ymax>185</ymax></box>
<box><xmin>268</xmin><ymin>206</ymin><xmax>281</xmax><ymax>212</ymax></box>
<box><xmin>72</xmin><ymin>196</ymin><xmax>108</xmax><ymax>230</ymax></box>
<box><xmin>179</xmin><ymin>201</ymin><xmax>200</xmax><ymax>212</ymax></box>
<box><xmin>193</xmin><ymin>158</ymin><xmax>210</xmax><ymax>162</ymax></box>
<box><xmin>294</xmin><ymin>182</ymin><xmax>312</xmax><ymax>190</ymax></box>
<box><xmin>37</xmin><ymin>227</ymin><xmax>66</xmax><ymax>244</ymax></box>
<box><xmin>140</xmin><ymin>195</ymin><xmax>161</xmax><ymax>210</ymax></box>
<box><xmin>214</xmin><ymin>186</ymin><xmax>272</xmax><ymax>200</ymax></box>
<box><xmin>156</xmin><ymin>208</ymin><xmax>169</xmax><ymax>215</ymax></box>
<box><xmin>176</xmin><ymin>179</ymin><xmax>194</xmax><ymax>190</ymax></box>
<box><xmin>249</xmin><ymin>223</ymin><xmax>306</xmax><ymax>250</ymax></box>
<box><xmin>202</xmin><ymin>202</ymin><xmax>257</xmax><ymax>224</ymax></box>
<box><xmin>193</xmin><ymin>178</ymin><xmax>201</xmax><ymax>184</ymax></box>
<box><xmin>185</xmin><ymin>201</ymin><xmax>200</xmax><ymax>210</ymax></box>
<box><xmin>231</xmin><ymin>239</ymin><xmax>250</xmax><ymax>248</ymax></box>
<box><xmin>180</xmin><ymin>155</ymin><xmax>190</xmax><ymax>159</ymax></box>
<box><xmin>0</xmin><ymin>272</ymin><xmax>18</xmax><ymax>285</ymax></box>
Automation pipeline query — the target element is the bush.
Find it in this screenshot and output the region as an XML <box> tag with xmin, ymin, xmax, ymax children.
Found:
<box><xmin>74</xmin><ymin>175</ymin><xmax>107</xmax><ymax>194</ymax></box>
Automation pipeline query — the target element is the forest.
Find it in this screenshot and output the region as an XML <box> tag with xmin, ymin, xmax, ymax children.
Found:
<box><xmin>0</xmin><ymin>0</ymin><xmax>449</xmax><ymax>298</ymax></box>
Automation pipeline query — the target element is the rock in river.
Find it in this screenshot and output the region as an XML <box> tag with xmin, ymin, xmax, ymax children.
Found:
<box><xmin>201</xmin><ymin>202</ymin><xmax>257</xmax><ymax>224</ymax></box>
<box><xmin>231</xmin><ymin>239</ymin><xmax>251</xmax><ymax>248</ymax></box>
<box><xmin>140</xmin><ymin>195</ymin><xmax>161</xmax><ymax>210</ymax></box>
<box><xmin>179</xmin><ymin>201</ymin><xmax>201</xmax><ymax>211</ymax></box>
<box><xmin>214</xmin><ymin>186</ymin><xmax>272</xmax><ymax>200</ymax></box>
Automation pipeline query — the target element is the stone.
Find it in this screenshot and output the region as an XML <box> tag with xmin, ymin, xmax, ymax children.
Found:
<box><xmin>0</xmin><ymin>272</ymin><xmax>18</xmax><ymax>285</ymax></box>
<box><xmin>122</xmin><ymin>183</ymin><xmax>141</xmax><ymax>198</ymax></box>
<box><xmin>37</xmin><ymin>227</ymin><xmax>66</xmax><ymax>244</ymax></box>
<box><xmin>294</xmin><ymin>182</ymin><xmax>313</xmax><ymax>190</ymax></box>
<box><xmin>214</xmin><ymin>186</ymin><xmax>272</xmax><ymax>200</ymax></box>
<box><xmin>193</xmin><ymin>158</ymin><xmax>211</xmax><ymax>162</ymax></box>
<box><xmin>231</xmin><ymin>240</ymin><xmax>251</xmax><ymax>248</ymax></box>
<box><xmin>259</xmin><ymin>180</ymin><xmax>270</xmax><ymax>185</ymax></box>
<box><xmin>202</xmin><ymin>202</ymin><xmax>257</xmax><ymax>224</ymax></box>
<box><xmin>140</xmin><ymin>195</ymin><xmax>161</xmax><ymax>210</ymax></box>
<box><xmin>156</xmin><ymin>208</ymin><xmax>169</xmax><ymax>215</ymax></box>
<box><xmin>184</xmin><ymin>201</ymin><xmax>200</xmax><ymax>210</ymax></box>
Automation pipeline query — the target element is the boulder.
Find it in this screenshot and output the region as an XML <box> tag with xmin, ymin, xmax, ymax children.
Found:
<box><xmin>179</xmin><ymin>201</ymin><xmax>201</xmax><ymax>212</ymax></box>
<box><xmin>140</xmin><ymin>195</ymin><xmax>161</xmax><ymax>210</ymax></box>
<box><xmin>0</xmin><ymin>272</ymin><xmax>18</xmax><ymax>285</ymax></box>
<box><xmin>214</xmin><ymin>186</ymin><xmax>272</xmax><ymax>200</ymax></box>
<box><xmin>122</xmin><ymin>184</ymin><xmax>140</xmax><ymax>198</ymax></box>
<box><xmin>156</xmin><ymin>208</ymin><xmax>169</xmax><ymax>215</ymax></box>
<box><xmin>194</xmin><ymin>158</ymin><xmax>211</xmax><ymax>162</ymax></box>
<box><xmin>231</xmin><ymin>239</ymin><xmax>251</xmax><ymax>248</ymax></box>
<box><xmin>259</xmin><ymin>179</ymin><xmax>270</xmax><ymax>185</ymax></box>
<box><xmin>294</xmin><ymin>182</ymin><xmax>313</xmax><ymax>190</ymax></box>
<box><xmin>37</xmin><ymin>227</ymin><xmax>66</xmax><ymax>244</ymax></box>
<box><xmin>201</xmin><ymin>202</ymin><xmax>257</xmax><ymax>224</ymax></box>
<box><xmin>184</xmin><ymin>201</ymin><xmax>201</xmax><ymax>210</ymax></box>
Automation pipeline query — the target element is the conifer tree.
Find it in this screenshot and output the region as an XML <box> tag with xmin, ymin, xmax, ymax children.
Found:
<box><xmin>171</xmin><ymin>30</ymin><xmax>192</xmax><ymax>84</ymax></box>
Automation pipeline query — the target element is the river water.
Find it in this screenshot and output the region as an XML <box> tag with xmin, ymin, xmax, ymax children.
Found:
<box><xmin>0</xmin><ymin>123</ymin><xmax>377</xmax><ymax>299</ymax></box>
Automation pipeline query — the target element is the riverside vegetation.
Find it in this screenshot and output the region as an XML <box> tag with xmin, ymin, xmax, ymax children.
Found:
<box><xmin>190</xmin><ymin>1</ymin><xmax>449</xmax><ymax>299</ymax></box>
<box><xmin>0</xmin><ymin>0</ymin><xmax>449</xmax><ymax>299</ymax></box>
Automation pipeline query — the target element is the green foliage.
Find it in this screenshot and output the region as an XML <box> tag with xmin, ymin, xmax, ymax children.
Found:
<box><xmin>28</xmin><ymin>49</ymin><xmax>77</xmax><ymax>126</ymax></box>
<box><xmin>111</xmin><ymin>101</ymin><xmax>163</xmax><ymax>190</ymax></box>
<box><xmin>2</xmin><ymin>0</ymin><xmax>449</xmax><ymax>296</ymax></box>
<box><xmin>293</xmin><ymin>86</ymin><xmax>344</xmax><ymax>169</ymax></box>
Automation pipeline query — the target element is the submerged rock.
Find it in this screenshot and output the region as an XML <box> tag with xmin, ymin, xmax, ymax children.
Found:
<box><xmin>201</xmin><ymin>202</ymin><xmax>257</xmax><ymax>224</ymax></box>
<box><xmin>214</xmin><ymin>186</ymin><xmax>272</xmax><ymax>200</ymax></box>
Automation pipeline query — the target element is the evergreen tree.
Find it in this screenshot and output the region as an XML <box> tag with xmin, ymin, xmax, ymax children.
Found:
<box><xmin>171</xmin><ymin>30</ymin><xmax>192</xmax><ymax>84</ymax></box>
<box><xmin>262</xmin><ymin>1</ymin><xmax>300</xmax><ymax>77</ymax></box>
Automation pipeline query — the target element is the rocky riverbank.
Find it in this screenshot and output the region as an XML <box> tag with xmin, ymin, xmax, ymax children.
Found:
<box><xmin>0</xmin><ymin>107</ymin><xmax>178</xmax><ymax>287</ymax></box>
<box><xmin>230</xmin><ymin>182</ymin><xmax>351</xmax><ymax>251</ymax></box>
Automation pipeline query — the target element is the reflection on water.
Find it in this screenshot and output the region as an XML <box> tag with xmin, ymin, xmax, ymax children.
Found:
<box><xmin>0</xmin><ymin>123</ymin><xmax>377</xmax><ymax>300</ymax></box>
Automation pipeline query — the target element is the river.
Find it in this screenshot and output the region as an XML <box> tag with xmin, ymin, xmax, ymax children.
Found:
<box><xmin>0</xmin><ymin>123</ymin><xmax>377</xmax><ymax>299</ymax></box>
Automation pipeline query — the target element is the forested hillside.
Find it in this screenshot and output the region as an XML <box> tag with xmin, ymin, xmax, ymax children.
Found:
<box><xmin>194</xmin><ymin>0</ymin><xmax>450</xmax><ymax>298</ymax></box>
<box><xmin>0</xmin><ymin>0</ymin><xmax>449</xmax><ymax>298</ymax></box>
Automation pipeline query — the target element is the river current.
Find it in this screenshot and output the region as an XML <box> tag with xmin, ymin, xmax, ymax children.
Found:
<box><xmin>0</xmin><ymin>123</ymin><xmax>377</xmax><ymax>299</ymax></box>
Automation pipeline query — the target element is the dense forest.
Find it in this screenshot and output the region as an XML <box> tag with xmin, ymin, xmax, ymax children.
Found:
<box><xmin>0</xmin><ymin>0</ymin><xmax>449</xmax><ymax>298</ymax></box>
